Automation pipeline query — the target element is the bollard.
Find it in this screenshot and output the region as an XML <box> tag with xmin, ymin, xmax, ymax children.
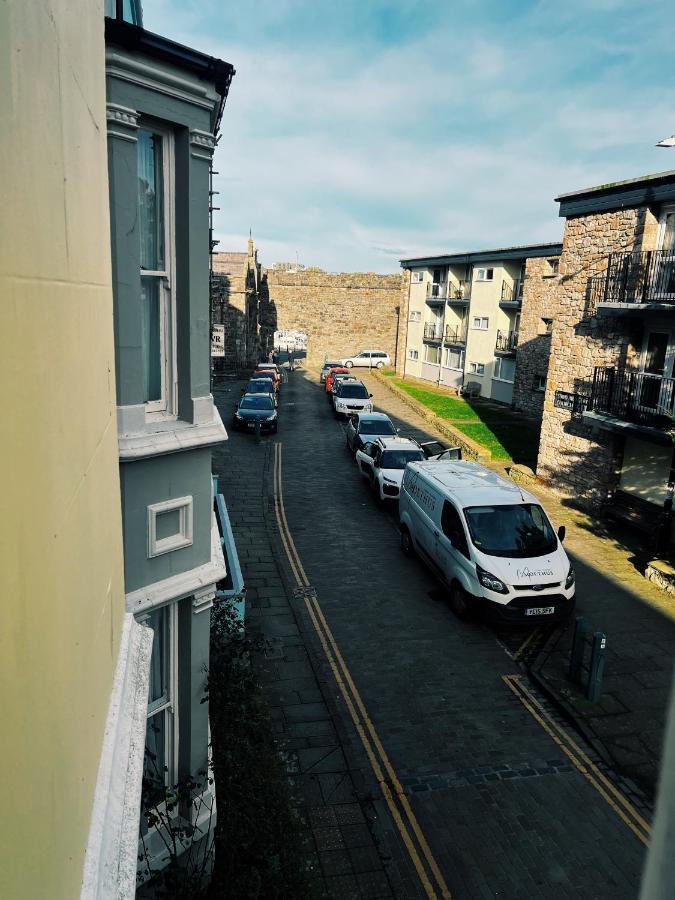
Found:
<box><xmin>586</xmin><ymin>631</ymin><xmax>607</xmax><ymax>703</ymax></box>
<box><xmin>568</xmin><ymin>616</ymin><xmax>587</xmax><ymax>684</ymax></box>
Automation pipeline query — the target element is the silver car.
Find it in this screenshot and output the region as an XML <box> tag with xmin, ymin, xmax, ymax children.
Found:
<box><xmin>341</xmin><ymin>350</ymin><xmax>390</xmax><ymax>369</ymax></box>
<box><xmin>345</xmin><ymin>411</ymin><xmax>398</xmax><ymax>454</ymax></box>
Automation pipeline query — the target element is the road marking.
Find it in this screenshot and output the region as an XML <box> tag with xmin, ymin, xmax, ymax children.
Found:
<box><xmin>502</xmin><ymin>674</ymin><xmax>650</xmax><ymax>846</ymax></box>
<box><xmin>272</xmin><ymin>442</ymin><xmax>451</xmax><ymax>899</ymax></box>
<box><xmin>513</xmin><ymin>626</ymin><xmax>542</xmax><ymax>660</ymax></box>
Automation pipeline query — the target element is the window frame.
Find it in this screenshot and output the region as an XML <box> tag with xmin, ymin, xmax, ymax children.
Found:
<box><xmin>544</xmin><ymin>257</ymin><xmax>560</xmax><ymax>277</ymax></box>
<box><xmin>424</xmin><ymin>344</ymin><xmax>441</xmax><ymax>365</ymax></box>
<box><xmin>444</xmin><ymin>347</ymin><xmax>464</xmax><ymax>371</ymax></box>
<box><xmin>409</xmin><ymin>310</ymin><xmax>421</xmax><ymax>322</ymax></box>
<box><xmin>408</xmin><ymin>348</ymin><xmax>419</xmax><ymax>360</ymax></box>
<box><xmin>493</xmin><ymin>356</ymin><xmax>516</xmax><ymax>383</ymax></box>
<box><xmin>472</xmin><ymin>316</ymin><xmax>489</xmax><ymax>330</ymax></box>
<box><xmin>534</xmin><ymin>374</ymin><xmax>547</xmax><ymax>392</ymax></box>
<box><xmin>440</xmin><ymin>501</ymin><xmax>470</xmax><ymax>558</ymax></box>
<box><xmin>476</xmin><ymin>267</ymin><xmax>494</xmax><ymax>282</ymax></box>
<box><xmin>138</xmin><ymin>122</ymin><xmax>177</xmax><ymax>420</ymax></box>
<box><xmin>411</xmin><ymin>270</ymin><xmax>424</xmax><ymax>283</ymax></box>
<box><xmin>469</xmin><ymin>361</ymin><xmax>485</xmax><ymax>376</ymax></box>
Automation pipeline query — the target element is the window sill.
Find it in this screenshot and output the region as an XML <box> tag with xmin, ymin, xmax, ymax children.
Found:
<box><xmin>119</xmin><ymin>406</ymin><xmax>227</xmax><ymax>460</ymax></box>
<box><xmin>492</xmin><ymin>377</ymin><xmax>515</xmax><ymax>384</ymax></box>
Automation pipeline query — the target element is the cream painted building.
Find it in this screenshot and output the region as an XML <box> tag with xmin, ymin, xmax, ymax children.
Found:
<box><xmin>399</xmin><ymin>244</ymin><xmax>562</xmax><ymax>405</ymax></box>
<box><xmin>1</xmin><ymin>2</ymin><xmax>151</xmax><ymax>898</ymax></box>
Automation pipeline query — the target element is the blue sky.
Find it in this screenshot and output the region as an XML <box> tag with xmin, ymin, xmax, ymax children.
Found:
<box><xmin>143</xmin><ymin>0</ymin><xmax>675</xmax><ymax>272</ymax></box>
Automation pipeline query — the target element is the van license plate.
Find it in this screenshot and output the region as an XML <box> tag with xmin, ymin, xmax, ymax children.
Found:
<box><xmin>525</xmin><ymin>606</ymin><xmax>554</xmax><ymax>616</ymax></box>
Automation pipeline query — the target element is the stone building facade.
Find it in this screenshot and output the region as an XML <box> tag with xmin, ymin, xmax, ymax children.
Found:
<box><xmin>211</xmin><ymin>239</ymin><xmax>261</xmax><ymax>371</ymax></box>
<box><xmin>263</xmin><ymin>267</ymin><xmax>404</xmax><ymax>364</ymax></box>
<box><xmin>511</xmin><ymin>255</ymin><xmax>564</xmax><ymax>420</ymax></box>
<box><xmin>536</xmin><ymin>171</ymin><xmax>673</xmax><ymax>515</ymax></box>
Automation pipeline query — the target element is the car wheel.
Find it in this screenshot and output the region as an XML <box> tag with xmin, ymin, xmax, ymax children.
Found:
<box><xmin>449</xmin><ymin>582</ymin><xmax>470</xmax><ymax>620</ymax></box>
<box><xmin>400</xmin><ymin>527</ymin><xmax>414</xmax><ymax>557</ymax></box>
<box><xmin>376</xmin><ymin>361</ymin><xmax>384</xmax><ymax>369</ymax></box>
<box><xmin>345</xmin><ymin>360</ymin><xmax>353</xmax><ymax>368</ymax></box>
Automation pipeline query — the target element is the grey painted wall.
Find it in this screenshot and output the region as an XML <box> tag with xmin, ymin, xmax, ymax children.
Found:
<box><xmin>491</xmin><ymin>379</ymin><xmax>514</xmax><ymax>405</ymax></box>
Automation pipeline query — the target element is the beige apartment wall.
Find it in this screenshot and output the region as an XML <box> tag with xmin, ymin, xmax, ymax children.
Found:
<box><xmin>0</xmin><ymin>3</ymin><xmax>125</xmax><ymax>898</ymax></box>
<box><xmin>464</xmin><ymin>265</ymin><xmax>509</xmax><ymax>397</ymax></box>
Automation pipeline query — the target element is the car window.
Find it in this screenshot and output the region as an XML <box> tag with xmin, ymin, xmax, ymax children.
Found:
<box><xmin>338</xmin><ymin>384</ymin><xmax>369</xmax><ymax>399</ymax></box>
<box><xmin>240</xmin><ymin>396</ymin><xmax>274</xmax><ymax>410</ymax></box>
<box><xmin>380</xmin><ymin>450</ymin><xmax>424</xmax><ymax>469</ymax></box>
<box><xmin>359</xmin><ymin>419</ymin><xmax>396</xmax><ymax>436</ymax></box>
<box><xmin>440</xmin><ymin>502</ymin><xmax>469</xmax><ymax>558</ymax></box>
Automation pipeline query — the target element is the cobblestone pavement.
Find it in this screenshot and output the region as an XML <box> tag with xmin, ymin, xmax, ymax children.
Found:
<box><xmin>213</xmin><ymin>368</ymin><xmax>649</xmax><ymax>899</ymax></box>
<box><xmin>364</xmin><ymin>371</ymin><xmax>675</xmax><ymax>799</ymax></box>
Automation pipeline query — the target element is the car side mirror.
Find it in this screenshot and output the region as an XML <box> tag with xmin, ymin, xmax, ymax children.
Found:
<box><xmin>557</xmin><ymin>525</ymin><xmax>566</xmax><ymax>543</ymax></box>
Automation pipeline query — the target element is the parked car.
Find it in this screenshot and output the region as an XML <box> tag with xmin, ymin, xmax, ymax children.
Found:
<box><xmin>330</xmin><ymin>373</ymin><xmax>359</xmax><ymax>398</ymax></box>
<box><xmin>325</xmin><ymin>367</ymin><xmax>350</xmax><ymax>394</ymax></box>
<box><xmin>252</xmin><ymin>369</ymin><xmax>280</xmax><ymax>392</ymax></box>
<box><xmin>341</xmin><ymin>350</ymin><xmax>390</xmax><ymax>369</ymax></box>
<box><xmin>332</xmin><ymin>380</ymin><xmax>374</xmax><ymax>416</ymax></box>
<box><xmin>398</xmin><ymin>460</ymin><xmax>575</xmax><ymax>623</ymax></box>
<box><xmin>256</xmin><ymin>362</ymin><xmax>281</xmax><ymax>376</ymax></box>
<box><xmin>245</xmin><ymin>379</ymin><xmax>278</xmax><ymax>406</ymax></box>
<box><xmin>345</xmin><ymin>412</ymin><xmax>398</xmax><ymax>453</ymax></box>
<box><xmin>320</xmin><ymin>361</ymin><xmax>343</xmax><ymax>383</ymax></box>
<box><xmin>355</xmin><ymin>437</ymin><xmax>425</xmax><ymax>501</ymax></box>
<box><xmin>232</xmin><ymin>394</ymin><xmax>278</xmax><ymax>433</ymax></box>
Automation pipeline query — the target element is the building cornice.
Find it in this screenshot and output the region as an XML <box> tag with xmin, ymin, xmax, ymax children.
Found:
<box><xmin>400</xmin><ymin>242</ymin><xmax>563</xmax><ymax>269</ymax></box>
<box><xmin>106</xmin><ymin>102</ymin><xmax>139</xmax><ymax>143</ymax></box>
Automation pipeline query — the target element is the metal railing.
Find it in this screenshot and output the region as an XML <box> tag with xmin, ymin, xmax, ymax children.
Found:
<box><xmin>501</xmin><ymin>280</ymin><xmax>524</xmax><ymax>303</ymax></box>
<box><xmin>423</xmin><ymin>322</ymin><xmax>444</xmax><ymax>341</ymax></box>
<box><xmin>591</xmin><ymin>250</ymin><xmax>675</xmax><ymax>306</ymax></box>
<box><xmin>427</xmin><ymin>282</ymin><xmax>447</xmax><ymax>300</ymax></box>
<box><xmin>495</xmin><ymin>330</ymin><xmax>518</xmax><ymax>352</ymax></box>
<box><xmin>588</xmin><ymin>366</ymin><xmax>675</xmax><ymax>428</ymax></box>
<box><xmin>444</xmin><ymin>325</ymin><xmax>467</xmax><ymax>345</ymax></box>
<box><xmin>447</xmin><ymin>281</ymin><xmax>471</xmax><ymax>302</ymax></box>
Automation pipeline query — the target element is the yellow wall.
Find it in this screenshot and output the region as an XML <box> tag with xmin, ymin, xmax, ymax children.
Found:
<box><xmin>0</xmin><ymin>2</ymin><xmax>125</xmax><ymax>898</ymax></box>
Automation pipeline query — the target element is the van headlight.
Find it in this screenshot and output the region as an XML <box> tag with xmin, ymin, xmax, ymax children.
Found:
<box><xmin>565</xmin><ymin>565</ymin><xmax>575</xmax><ymax>590</ymax></box>
<box><xmin>476</xmin><ymin>565</ymin><xmax>508</xmax><ymax>595</ymax></box>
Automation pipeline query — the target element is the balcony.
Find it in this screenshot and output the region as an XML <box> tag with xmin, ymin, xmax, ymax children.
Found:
<box><xmin>426</xmin><ymin>282</ymin><xmax>447</xmax><ymax>304</ymax></box>
<box><xmin>447</xmin><ymin>281</ymin><xmax>471</xmax><ymax>304</ymax></box>
<box><xmin>586</xmin><ymin>367</ymin><xmax>675</xmax><ymax>436</ymax></box>
<box><xmin>445</xmin><ymin>325</ymin><xmax>467</xmax><ymax>346</ymax></box>
<box><xmin>591</xmin><ymin>250</ymin><xmax>675</xmax><ymax>313</ymax></box>
<box><xmin>495</xmin><ymin>330</ymin><xmax>518</xmax><ymax>353</ymax></box>
<box><xmin>500</xmin><ymin>280</ymin><xmax>524</xmax><ymax>308</ymax></box>
<box><xmin>423</xmin><ymin>322</ymin><xmax>444</xmax><ymax>343</ymax></box>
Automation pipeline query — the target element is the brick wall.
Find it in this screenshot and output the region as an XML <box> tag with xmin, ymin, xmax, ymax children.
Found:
<box><xmin>264</xmin><ymin>267</ymin><xmax>404</xmax><ymax>364</ymax></box>
<box><xmin>512</xmin><ymin>257</ymin><xmax>561</xmax><ymax>421</ymax></box>
<box><xmin>536</xmin><ymin>206</ymin><xmax>659</xmax><ymax>503</ymax></box>
<box><xmin>211</xmin><ymin>244</ymin><xmax>261</xmax><ymax>370</ymax></box>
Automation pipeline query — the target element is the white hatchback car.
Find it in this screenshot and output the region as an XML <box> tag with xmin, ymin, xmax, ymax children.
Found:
<box><xmin>355</xmin><ymin>437</ymin><xmax>425</xmax><ymax>501</ymax></box>
<box><xmin>341</xmin><ymin>350</ymin><xmax>390</xmax><ymax>369</ymax></box>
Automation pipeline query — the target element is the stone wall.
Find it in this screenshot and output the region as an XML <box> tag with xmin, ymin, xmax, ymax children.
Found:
<box><xmin>536</xmin><ymin>206</ymin><xmax>659</xmax><ymax>503</ymax></box>
<box><xmin>211</xmin><ymin>241</ymin><xmax>261</xmax><ymax>370</ymax></box>
<box><xmin>512</xmin><ymin>256</ymin><xmax>561</xmax><ymax>421</ymax></box>
<box><xmin>264</xmin><ymin>267</ymin><xmax>405</xmax><ymax>364</ymax></box>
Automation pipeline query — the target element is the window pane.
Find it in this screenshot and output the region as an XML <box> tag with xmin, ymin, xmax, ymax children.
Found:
<box><xmin>144</xmin><ymin>710</ymin><xmax>166</xmax><ymax>787</ymax></box>
<box><xmin>146</xmin><ymin>607</ymin><xmax>167</xmax><ymax>706</ymax></box>
<box><xmin>138</xmin><ymin>130</ymin><xmax>165</xmax><ymax>271</ymax></box>
<box><xmin>142</xmin><ymin>279</ymin><xmax>162</xmax><ymax>402</ymax></box>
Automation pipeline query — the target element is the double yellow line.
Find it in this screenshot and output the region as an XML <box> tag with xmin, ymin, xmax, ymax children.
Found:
<box><xmin>502</xmin><ymin>674</ymin><xmax>651</xmax><ymax>846</ymax></box>
<box><xmin>272</xmin><ymin>443</ymin><xmax>451</xmax><ymax>899</ymax></box>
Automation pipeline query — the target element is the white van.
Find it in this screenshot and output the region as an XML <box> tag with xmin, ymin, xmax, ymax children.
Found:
<box><xmin>399</xmin><ymin>461</ymin><xmax>575</xmax><ymax>623</ymax></box>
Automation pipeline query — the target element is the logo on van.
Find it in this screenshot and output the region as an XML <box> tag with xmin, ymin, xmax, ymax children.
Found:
<box><xmin>516</xmin><ymin>566</ymin><xmax>554</xmax><ymax>579</ymax></box>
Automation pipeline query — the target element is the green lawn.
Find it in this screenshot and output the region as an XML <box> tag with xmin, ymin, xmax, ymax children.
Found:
<box><xmin>388</xmin><ymin>377</ymin><xmax>540</xmax><ymax>466</ymax></box>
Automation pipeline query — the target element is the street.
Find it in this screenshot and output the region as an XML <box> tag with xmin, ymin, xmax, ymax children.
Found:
<box><xmin>213</xmin><ymin>367</ymin><xmax>649</xmax><ymax>900</ymax></box>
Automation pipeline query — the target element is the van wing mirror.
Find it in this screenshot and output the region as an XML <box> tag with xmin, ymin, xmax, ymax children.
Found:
<box><xmin>557</xmin><ymin>525</ymin><xmax>566</xmax><ymax>543</ymax></box>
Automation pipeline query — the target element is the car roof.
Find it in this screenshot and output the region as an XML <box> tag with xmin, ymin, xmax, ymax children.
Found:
<box><xmin>322</xmin><ymin>360</ymin><xmax>342</xmax><ymax>367</ymax></box>
<box><xmin>241</xmin><ymin>392</ymin><xmax>273</xmax><ymax>401</ymax></box>
<box><xmin>356</xmin><ymin>412</ymin><xmax>391</xmax><ymax>421</ymax></box>
<box><xmin>407</xmin><ymin>460</ymin><xmax>535</xmax><ymax>505</ymax></box>
<box><xmin>247</xmin><ymin>379</ymin><xmax>273</xmax><ymax>387</ymax></box>
<box><xmin>372</xmin><ymin>436</ymin><xmax>421</xmax><ymax>451</ymax></box>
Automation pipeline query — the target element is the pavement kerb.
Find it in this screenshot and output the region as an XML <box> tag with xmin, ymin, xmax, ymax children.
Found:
<box><xmin>371</xmin><ymin>371</ymin><xmax>491</xmax><ymax>462</ymax></box>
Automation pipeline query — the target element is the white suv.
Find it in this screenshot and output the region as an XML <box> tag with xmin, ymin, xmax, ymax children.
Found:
<box><xmin>332</xmin><ymin>380</ymin><xmax>374</xmax><ymax>416</ymax></box>
<box><xmin>341</xmin><ymin>350</ymin><xmax>390</xmax><ymax>369</ymax></box>
<box><xmin>355</xmin><ymin>437</ymin><xmax>425</xmax><ymax>501</ymax></box>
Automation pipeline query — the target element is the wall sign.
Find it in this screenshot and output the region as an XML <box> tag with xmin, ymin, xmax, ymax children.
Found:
<box><xmin>211</xmin><ymin>323</ymin><xmax>225</xmax><ymax>357</ymax></box>
<box><xmin>554</xmin><ymin>390</ymin><xmax>588</xmax><ymax>415</ymax></box>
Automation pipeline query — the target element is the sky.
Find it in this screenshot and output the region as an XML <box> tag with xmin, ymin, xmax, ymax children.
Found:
<box><xmin>142</xmin><ymin>0</ymin><xmax>675</xmax><ymax>273</ymax></box>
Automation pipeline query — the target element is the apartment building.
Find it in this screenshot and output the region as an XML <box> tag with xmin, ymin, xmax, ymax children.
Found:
<box><xmin>537</xmin><ymin>169</ymin><xmax>675</xmax><ymax>528</ymax></box>
<box><xmin>399</xmin><ymin>244</ymin><xmax>562</xmax><ymax>407</ymax></box>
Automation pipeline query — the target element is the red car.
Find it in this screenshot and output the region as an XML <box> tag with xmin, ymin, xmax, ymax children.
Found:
<box><xmin>325</xmin><ymin>367</ymin><xmax>349</xmax><ymax>394</ymax></box>
<box><xmin>253</xmin><ymin>368</ymin><xmax>280</xmax><ymax>391</ymax></box>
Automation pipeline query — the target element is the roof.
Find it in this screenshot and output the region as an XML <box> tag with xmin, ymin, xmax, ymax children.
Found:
<box><xmin>375</xmin><ymin>437</ymin><xmax>421</xmax><ymax>451</ymax></box>
<box><xmin>400</xmin><ymin>242</ymin><xmax>562</xmax><ymax>269</ymax></box>
<box><xmin>356</xmin><ymin>411</ymin><xmax>392</xmax><ymax>420</ymax></box>
<box><xmin>212</xmin><ymin>252</ymin><xmax>248</xmax><ymax>275</ymax></box>
<box><xmin>411</xmin><ymin>460</ymin><xmax>533</xmax><ymax>505</ymax></box>
<box><xmin>556</xmin><ymin>169</ymin><xmax>675</xmax><ymax>218</ymax></box>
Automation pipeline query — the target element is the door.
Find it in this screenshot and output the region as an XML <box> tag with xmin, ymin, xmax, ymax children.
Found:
<box><xmin>639</xmin><ymin>331</ymin><xmax>672</xmax><ymax>414</ymax></box>
<box><xmin>436</xmin><ymin>500</ymin><xmax>472</xmax><ymax>587</ymax></box>
<box><xmin>656</xmin><ymin>210</ymin><xmax>675</xmax><ymax>299</ymax></box>
<box><xmin>356</xmin><ymin>442</ymin><xmax>377</xmax><ymax>478</ymax></box>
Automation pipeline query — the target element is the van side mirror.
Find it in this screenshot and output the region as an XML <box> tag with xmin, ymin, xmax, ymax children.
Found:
<box><xmin>369</xmin><ymin>393</ymin><xmax>373</xmax><ymax>398</ymax></box>
<box><xmin>557</xmin><ymin>525</ymin><xmax>566</xmax><ymax>543</ymax></box>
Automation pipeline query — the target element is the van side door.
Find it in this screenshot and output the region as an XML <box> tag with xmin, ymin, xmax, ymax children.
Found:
<box><xmin>436</xmin><ymin>500</ymin><xmax>472</xmax><ymax>588</ymax></box>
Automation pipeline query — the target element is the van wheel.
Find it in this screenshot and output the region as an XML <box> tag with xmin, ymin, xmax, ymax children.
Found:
<box><xmin>449</xmin><ymin>583</ymin><xmax>469</xmax><ymax>620</ymax></box>
<box><xmin>400</xmin><ymin>527</ymin><xmax>414</xmax><ymax>557</ymax></box>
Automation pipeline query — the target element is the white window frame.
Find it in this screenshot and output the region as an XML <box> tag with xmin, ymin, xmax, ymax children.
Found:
<box><xmin>469</xmin><ymin>361</ymin><xmax>485</xmax><ymax>376</ymax></box>
<box><xmin>424</xmin><ymin>344</ymin><xmax>441</xmax><ymax>365</ymax></box>
<box><xmin>139</xmin><ymin>122</ymin><xmax>177</xmax><ymax>421</ymax></box>
<box><xmin>408</xmin><ymin>348</ymin><xmax>419</xmax><ymax>360</ymax></box>
<box><xmin>408</xmin><ymin>310</ymin><xmax>421</xmax><ymax>322</ymax></box>
<box><xmin>493</xmin><ymin>356</ymin><xmax>515</xmax><ymax>383</ymax></box>
<box><xmin>411</xmin><ymin>271</ymin><xmax>424</xmax><ymax>283</ymax></box>
<box><xmin>444</xmin><ymin>347</ymin><xmax>465</xmax><ymax>371</ymax></box>
<box><xmin>476</xmin><ymin>268</ymin><xmax>494</xmax><ymax>282</ymax></box>
<box><xmin>472</xmin><ymin>316</ymin><xmax>489</xmax><ymax>330</ymax></box>
<box><xmin>534</xmin><ymin>374</ymin><xmax>547</xmax><ymax>392</ymax></box>
<box><xmin>147</xmin><ymin>496</ymin><xmax>194</xmax><ymax>558</ymax></box>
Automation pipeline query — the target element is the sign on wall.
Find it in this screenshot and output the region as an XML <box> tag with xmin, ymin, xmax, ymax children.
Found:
<box><xmin>211</xmin><ymin>324</ymin><xmax>225</xmax><ymax>357</ymax></box>
<box><xmin>554</xmin><ymin>390</ymin><xmax>588</xmax><ymax>415</ymax></box>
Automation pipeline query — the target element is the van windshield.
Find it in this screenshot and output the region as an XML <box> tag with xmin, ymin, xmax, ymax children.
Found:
<box><xmin>463</xmin><ymin>503</ymin><xmax>557</xmax><ymax>558</ymax></box>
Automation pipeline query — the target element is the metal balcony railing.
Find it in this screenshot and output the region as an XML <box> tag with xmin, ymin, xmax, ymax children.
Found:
<box><xmin>495</xmin><ymin>330</ymin><xmax>518</xmax><ymax>352</ymax></box>
<box><xmin>447</xmin><ymin>281</ymin><xmax>471</xmax><ymax>302</ymax></box>
<box><xmin>444</xmin><ymin>325</ymin><xmax>467</xmax><ymax>345</ymax></box>
<box><xmin>591</xmin><ymin>250</ymin><xmax>675</xmax><ymax>306</ymax></box>
<box><xmin>500</xmin><ymin>280</ymin><xmax>524</xmax><ymax>303</ymax></box>
<box><xmin>423</xmin><ymin>322</ymin><xmax>444</xmax><ymax>341</ymax></box>
<box><xmin>588</xmin><ymin>366</ymin><xmax>675</xmax><ymax>428</ymax></box>
<box><xmin>426</xmin><ymin>282</ymin><xmax>447</xmax><ymax>300</ymax></box>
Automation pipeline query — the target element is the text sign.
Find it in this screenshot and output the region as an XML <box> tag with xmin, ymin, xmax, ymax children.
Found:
<box><xmin>211</xmin><ymin>323</ymin><xmax>225</xmax><ymax>357</ymax></box>
<box><xmin>554</xmin><ymin>390</ymin><xmax>588</xmax><ymax>415</ymax></box>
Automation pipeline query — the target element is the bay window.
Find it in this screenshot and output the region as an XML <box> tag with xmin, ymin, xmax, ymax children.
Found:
<box><xmin>138</xmin><ymin>126</ymin><xmax>175</xmax><ymax>416</ymax></box>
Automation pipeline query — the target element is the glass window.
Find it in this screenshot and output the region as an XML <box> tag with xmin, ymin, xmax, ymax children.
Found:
<box><xmin>424</xmin><ymin>344</ymin><xmax>441</xmax><ymax>364</ymax></box>
<box><xmin>408</xmin><ymin>349</ymin><xmax>419</xmax><ymax>360</ymax></box>
<box><xmin>143</xmin><ymin>606</ymin><xmax>173</xmax><ymax>793</ymax></box>
<box><xmin>411</xmin><ymin>271</ymin><xmax>424</xmax><ymax>283</ymax></box>
<box><xmin>472</xmin><ymin>317</ymin><xmax>489</xmax><ymax>330</ymax></box>
<box><xmin>469</xmin><ymin>362</ymin><xmax>485</xmax><ymax>375</ymax></box>
<box><xmin>360</xmin><ymin>419</ymin><xmax>396</xmax><ymax>436</ymax></box>
<box><xmin>240</xmin><ymin>395</ymin><xmax>274</xmax><ymax>410</ymax></box>
<box><xmin>141</xmin><ymin>279</ymin><xmax>162</xmax><ymax>403</ymax></box>
<box><xmin>440</xmin><ymin>502</ymin><xmax>469</xmax><ymax>557</ymax></box>
<box><xmin>380</xmin><ymin>450</ymin><xmax>424</xmax><ymax>469</ymax></box>
<box><xmin>476</xmin><ymin>268</ymin><xmax>494</xmax><ymax>282</ymax></box>
<box><xmin>138</xmin><ymin>131</ymin><xmax>165</xmax><ymax>272</ymax></box>
<box><xmin>338</xmin><ymin>384</ymin><xmax>369</xmax><ymax>399</ymax></box>
<box><xmin>494</xmin><ymin>357</ymin><xmax>515</xmax><ymax>382</ymax></box>
<box><xmin>445</xmin><ymin>348</ymin><xmax>464</xmax><ymax>370</ymax></box>
<box><xmin>463</xmin><ymin>503</ymin><xmax>557</xmax><ymax>558</ymax></box>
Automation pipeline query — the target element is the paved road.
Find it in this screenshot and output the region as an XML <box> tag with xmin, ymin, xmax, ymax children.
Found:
<box><xmin>213</xmin><ymin>368</ymin><xmax>648</xmax><ymax>900</ymax></box>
